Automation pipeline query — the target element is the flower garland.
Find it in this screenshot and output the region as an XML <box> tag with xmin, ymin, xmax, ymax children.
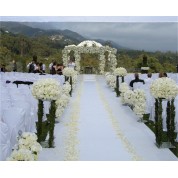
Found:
<box><xmin>64</xmin><ymin>78</ymin><xmax>83</xmax><ymax>160</ymax></box>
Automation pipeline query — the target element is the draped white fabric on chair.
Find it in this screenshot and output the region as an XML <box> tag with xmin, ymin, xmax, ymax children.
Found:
<box><xmin>0</xmin><ymin>121</ymin><xmax>11</xmax><ymax>161</ymax></box>
<box><xmin>2</xmin><ymin>107</ymin><xmax>26</xmax><ymax>148</ymax></box>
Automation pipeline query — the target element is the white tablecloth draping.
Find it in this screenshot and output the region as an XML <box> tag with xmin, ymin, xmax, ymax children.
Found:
<box><xmin>0</xmin><ymin>121</ymin><xmax>11</xmax><ymax>161</ymax></box>
<box><xmin>2</xmin><ymin>107</ymin><xmax>26</xmax><ymax>148</ymax></box>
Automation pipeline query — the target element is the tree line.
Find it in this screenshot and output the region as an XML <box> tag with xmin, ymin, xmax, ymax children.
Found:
<box><xmin>0</xmin><ymin>29</ymin><xmax>177</xmax><ymax>73</ymax></box>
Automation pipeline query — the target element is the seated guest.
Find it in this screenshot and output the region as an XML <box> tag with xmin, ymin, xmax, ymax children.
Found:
<box><xmin>39</xmin><ymin>62</ymin><xmax>46</xmax><ymax>73</ymax></box>
<box><xmin>49</xmin><ymin>60</ymin><xmax>56</xmax><ymax>74</ymax></box>
<box><xmin>129</xmin><ymin>73</ymin><xmax>145</xmax><ymax>89</ymax></box>
<box><xmin>159</xmin><ymin>72</ymin><xmax>164</xmax><ymax>78</ymax></box>
<box><xmin>56</xmin><ymin>64</ymin><xmax>63</xmax><ymax>75</ymax></box>
<box><xmin>163</xmin><ymin>72</ymin><xmax>168</xmax><ymax>77</ymax></box>
<box><xmin>51</xmin><ymin>62</ymin><xmax>57</xmax><ymax>75</ymax></box>
<box><xmin>27</xmin><ymin>59</ymin><xmax>36</xmax><ymax>73</ymax></box>
<box><xmin>34</xmin><ymin>63</ymin><xmax>42</xmax><ymax>73</ymax></box>
<box><xmin>0</xmin><ymin>64</ymin><xmax>7</xmax><ymax>72</ymax></box>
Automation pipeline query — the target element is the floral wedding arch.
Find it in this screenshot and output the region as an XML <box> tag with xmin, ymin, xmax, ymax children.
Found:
<box><xmin>62</xmin><ymin>40</ymin><xmax>117</xmax><ymax>74</ymax></box>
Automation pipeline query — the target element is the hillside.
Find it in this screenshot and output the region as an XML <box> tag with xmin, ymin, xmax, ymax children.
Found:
<box><xmin>0</xmin><ymin>22</ymin><xmax>177</xmax><ymax>73</ymax></box>
<box><xmin>1</xmin><ymin>21</ymin><xmax>128</xmax><ymax>49</ymax></box>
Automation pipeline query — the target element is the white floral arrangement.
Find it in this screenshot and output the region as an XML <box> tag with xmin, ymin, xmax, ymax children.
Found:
<box><xmin>119</xmin><ymin>82</ymin><xmax>130</xmax><ymax>93</ymax></box>
<box><xmin>62</xmin><ymin>82</ymin><xmax>71</xmax><ymax>95</ymax></box>
<box><xmin>105</xmin><ymin>74</ymin><xmax>116</xmax><ymax>89</ymax></box>
<box><xmin>55</xmin><ymin>82</ymin><xmax>71</xmax><ymax>118</ymax></box>
<box><xmin>56</xmin><ymin>94</ymin><xmax>70</xmax><ymax>108</ymax></box>
<box><xmin>122</xmin><ymin>90</ymin><xmax>134</xmax><ymax>105</ymax></box>
<box><xmin>63</xmin><ymin>67</ymin><xmax>75</xmax><ymax>77</ymax></box>
<box><xmin>7</xmin><ymin>132</ymin><xmax>42</xmax><ymax>161</ymax></box>
<box><xmin>72</xmin><ymin>71</ymin><xmax>78</xmax><ymax>88</ymax></box>
<box><xmin>55</xmin><ymin>106</ymin><xmax>65</xmax><ymax>119</ymax></box>
<box><xmin>7</xmin><ymin>149</ymin><xmax>35</xmax><ymax>161</ymax></box>
<box><xmin>105</xmin><ymin>72</ymin><xmax>111</xmax><ymax>77</ymax></box>
<box><xmin>132</xmin><ymin>89</ymin><xmax>146</xmax><ymax>118</ymax></box>
<box><xmin>119</xmin><ymin>83</ymin><xmax>130</xmax><ymax>104</ymax></box>
<box><xmin>78</xmin><ymin>40</ymin><xmax>102</xmax><ymax>47</ymax></box>
<box><xmin>114</xmin><ymin>67</ymin><xmax>127</xmax><ymax>77</ymax></box>
<box><xmin>31</xmin><ymin>78</ymin><xmax>61</xmax><ymax>100</ymax></box>
<box><xmin>150</xmin><ymin>77</ymin><xmax>178</xmax><ymax>100</ymax></box>
<box><xmin>55</xmin><ymin>94</ymin><xmax>70</xmax><ymax>118</ymax></box>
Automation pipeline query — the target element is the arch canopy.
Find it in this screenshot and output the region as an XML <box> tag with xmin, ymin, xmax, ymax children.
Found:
<box><xmin>62</xmin><ymin>40</ymin><xmax>117</xmax><ymax>74</ymax></box>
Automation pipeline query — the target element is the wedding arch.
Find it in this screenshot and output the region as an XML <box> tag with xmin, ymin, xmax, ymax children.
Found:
<box><xmin>62</xmin><ymin>40</ymin><xmax>117</xmax><ymax>74</ymax></box>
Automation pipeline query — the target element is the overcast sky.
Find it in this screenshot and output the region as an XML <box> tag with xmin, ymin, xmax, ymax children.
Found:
<box><xmin>1</xmin><ymin>16</ymin><xmax>178</xmax><ymax>52</ymax></box>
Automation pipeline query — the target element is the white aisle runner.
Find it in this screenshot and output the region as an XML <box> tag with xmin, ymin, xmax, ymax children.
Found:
<box><xmin>79</xmin><ymin>75</ymin><xmax>138</xmax><ymax>160</ymax></box>
<box><xmin>39</xmin><ymin>75</ymin><xmax>177</xmax><ymax>161</ymax></box>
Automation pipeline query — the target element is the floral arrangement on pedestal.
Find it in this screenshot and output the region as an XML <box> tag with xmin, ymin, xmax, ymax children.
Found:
<box><xmin>105</xmin><ymin>73</ymin><xmax>116</xmax><ymax>90</ymax></box>
<box><xmin>62</xmin><ymin>40</ymin><xmax>117</xmax><ymax>74</ymax></box>
<box><xmin>31</xmin><ymin>78</ymin><xmax>61</xmax><ymax>148</ymax></box>
<box><xmin>7</xmin><ymin>132</ymin><xmax>42</xmax><ymax>161</ymax></box>
<box><xmin>113</xmin><ymin>67</ymin><xmax>127</xmax><ymax>97</ymax></box>
<box><xmin>150</xmin><ymin>77</ymin><xmax>178</xmax><ymax>147</ymax></box>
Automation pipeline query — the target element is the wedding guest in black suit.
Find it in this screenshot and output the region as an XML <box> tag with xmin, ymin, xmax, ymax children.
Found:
<box><xmin>129</xmin><ymin>73</ymin><xmax>145</xmax><ymax>88</ymax></box>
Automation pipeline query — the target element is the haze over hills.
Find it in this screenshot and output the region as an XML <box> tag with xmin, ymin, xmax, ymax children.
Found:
<box><xmin>0</xmin><ymin>21</ymin><xmax>129</xmax><ymax>50</ymax></box>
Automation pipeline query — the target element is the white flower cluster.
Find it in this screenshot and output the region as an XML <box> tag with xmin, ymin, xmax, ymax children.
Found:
<box><xmin>55</xmin><ymin>82</ymin><xmax>71</xmax><ymax>118</ymax></box>
<box><xmin>31</xmin><ymin>78</ymin><xmax>61</xmax><ymax>100</ymax></box>
<box><xmin>7</xmin><ymin>149</ymin><xmax>35</xmax><ymax>161</ymax></box>
<box><xmin>105</xmin><ymin>74</ymin><xmax>116</xmax><ymax>89</ymax></box>
<box><xmin>108</xmin><ymin>53</ymin><xmax>117</xmax><ymax>72</ymax></box>
<box><xmin>119</xmin><ymin>82</ymin><xmax>130</xmax><ymax>93</ymax></box>
<box><xmin>132</xmin><ymin>89</ymin><xmax>146</xmax><ymax>118</ymax></box>
<box><xmin>99</xmin><ymin>55</ymin><xmax>106</xmax><ymax>74</ymax></box>
<box><xmin>63</xmin><ymin>67</ymin><xmax>75</xmax><ymax>77</ymax></box>
<box><xmin>119</xmin><ymin>83</ymin><xmax>131</xmax><ymax>104</ymax></box>
<box><xmin>122</xmin><ymin>90</ymin><xmax>134</xmax><ymax>105</ymax></box>
<box><xmin>7</xmin><ymin>132</ymin><xmax>42</xmax><ymax>161</ymax></box>
<box><xmin>62</xmin><ymin>41</ymin><xmax>117</xmax><ymax>74</ymax></box>
<box><xmin>119</xmin><ymin>83</ymin><xmax>146</xmax><ymax>118</ymax></box>
<box><xmin>150</xmin><ymin>77</ymin><xmax>178</xmax><ymax>100</ymax></box>
<box><xmin>72</xmin><ymin>70</ymin><xmax>78</xmax><ymax>89</ymax></box>
<box><xmin>78</xmin><ymin>40</ymin><xmax>102</xmax><ymax>47</ymax></box>
<box><xmin>114</xmin><ymin>67</ymin><xmax>127</xmax><ymax>77</ymax></box>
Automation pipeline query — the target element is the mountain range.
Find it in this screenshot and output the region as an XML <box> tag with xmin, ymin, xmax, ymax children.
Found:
<box><xmin>0</xmin><ymin>21</ymin><xmax>128</xmax><ymax>50</ymax></box>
